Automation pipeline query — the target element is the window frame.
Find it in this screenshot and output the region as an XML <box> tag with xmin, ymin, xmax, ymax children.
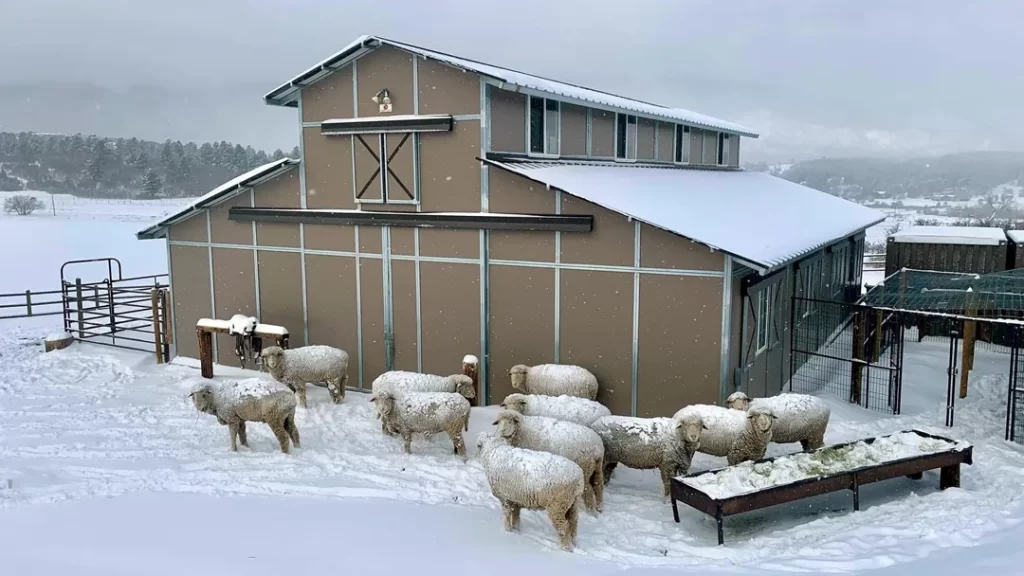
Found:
<box><xmin>674</xmin><ymin>124</ymin><xmax>690</xmax><ymax>164</ymax></box>
<box><xmin>527</xmin><ymin>96</ymin><xmax>560</xmax><ymax>157</ymax></box>
<box><xmin>615</xmin><ymin>113</ymin><xmax>638</xmax><ymax>162</ymax></box>
<box><xmin>755</xmin><ymin>286</ymin><xmax>771</xmax><ymax>355</ymax></box>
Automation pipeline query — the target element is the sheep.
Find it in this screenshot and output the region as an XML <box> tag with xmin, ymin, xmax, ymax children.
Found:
<box><xmin>508</xmin><ymin>364</ymin><xmax>598</xmax><ymax>400</ymax></box>
<box><xmin>370</xmin><ymin>390</ymin><xmax>470</xmax><ymax>458</ymax></box>
<box><xmin>261</xmin><ymin>345</ymin><xmax>349</xmax><ymax>407</ymax></box>
<box><xmin>673</xmin><ymin>403</ymin><xmax>749</xmax><ymax>458</ymax></box>
<box><xmin>493</xmin><ymin>409</ymin><xmax>605</xmax><ymax>514</ymax></box>
<box><xmin>500</xmin><ymin>393</ymin><xmax>611</xmax><ymax>426</ymax></box>
<box><xmin>371</xmin><ymin>370</ymin><xmax>476</xmax><ymax>434</ymax></box>
<box><xmin>188</xmin><ymin>377</ymin><xmax>300</xmax><ymax>454</ymax></box>
<box><xmin>726</xmin><ymin>405</ymin><xmax>777</xmax><ymax>466</ymax></box>
<box><xmin>589</xmin><ymin>413</ymin><xmax>705</xmax><ymax>498</ymax></box>
<box><xmin>475</xmin><ymin>432</ymin><xmax>584</xmax><ymax>551</ymax></box>
<box><xmin>725</xmin><ymin>391</ymin><xmax>830</xmax><ymax>451</ymax></box>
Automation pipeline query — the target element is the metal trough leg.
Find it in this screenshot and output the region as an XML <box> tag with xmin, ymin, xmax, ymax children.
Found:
<box><xmin>852</xmin><ymin>475</ymin><xmax>860</xmax><ymax>511</ymax></box>
<box><xmin>671</xmin><ymin>495</ymin><xmax>680</xmax><ymax>523</ymax></box>
<box><xmin>940</xmin><ymin>464</ymin><xmax>961</xmax><ymax>489</ymax></box>
<box><xmin>716</xmin><ymin>507</ymin><xmax>724</xmax><ymax>546</ymax></box>
<box><xmin>906</xmin><ymin>472</ymin><xmax>923</xmax><ymax>480</ymax></box>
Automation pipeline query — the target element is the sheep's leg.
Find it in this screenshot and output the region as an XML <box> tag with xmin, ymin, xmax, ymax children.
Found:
<box><xmin>401</xmin><ymin>432</ymin><xmax>413</xmax><ymax>454</ymax></box>
<box><xmin>269</xmin><ymin>422</ymin><xmax>291</xmax><ymax>454</ymax></box>
<box><xmin>237</xmin><ymin>421</ymin><xmax>248</xmax><ymax>448</ymax></box>
<box><xmin>501</xmin><ymin>501</ymin><xmax>520</xmax><ymax>532</ymax></box>
<box><xmin>591</xmin><ymin>462</ymin><xmax>605</xmax><ymax>513</ymax></box>
<box><xmin>803</xmin><ymin>434</ymin><xmax>825</xmax><ymax>451</ymax></box>
<box><xmin>566</xmin><ymin>501</ymin><xmax>579</xmax><ymax>546</ymax></box>
<box><xmin>293</xmin><ymin>381</ymin><xmax>308</xmax><ymax>409</ymax></box>
<box><xmin>450</xmin><ymin>430</ymin><xmax>467</xmax><ymax>459</ymax></box>
<box><xmin>602</xmin><ymin>461</ymin><xmax>618</xmax><ymax>485</ymax></box>
<box><xmin>581</xmin><ymin>481</ymin><xmax>596</xmax><ymax>513</ymax></box>
<box><xmin>227</xmin><ymin>422</ymin><xmax>239</xmax><ymax>452</ymax></box>
<box><xmin>659</xmin><ymin>465</ymin><xmax>673</xmax><ymax>499</ymax></box>
<box><xmin>327</xmin><ymin>377</ymin><xmax>344</xmax><ymax>404</ymax></box>
<box><xmin>339</xmin><ymin>373</ymin><xmax>348</xmax><ymax>399</ymax></box>
<box><xmin>547</xmin><ymin>505</ymin><xmax>573</xmax><ymax>551</ymax></box>
<box><xmin>284</xmin><ymin>415</ymin><xmax>301</xmax><ymax>448</ymax></box>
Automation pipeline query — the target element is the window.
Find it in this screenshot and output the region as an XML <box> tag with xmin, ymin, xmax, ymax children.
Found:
<box><xmin>674</xmin><ymin>124</ymin><xmax>690</xmax><ymax>163</ymax></box>
<box><xmin>756</xmin><ymin>286</ymin><xmax>772</xmax><ymax>354</ymax></box>
<box><xmin>616</xmin><ymin>113</ymin><xmax>637</xmax><ymax>160</ymax></box>
<box><xmin>717</xmin><ymin>133</ymin><xmax>730</xmax><ymax>165</ymax></box>
<box><xmin>529</xmin><ymin>96</ymin><xmax>560</xmax><ymax>155</ymax></box>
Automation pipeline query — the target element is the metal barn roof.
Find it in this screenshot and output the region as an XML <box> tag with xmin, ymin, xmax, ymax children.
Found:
<box><xmin>890</xmin><ymin>226</ymin><xmax>1007</xmax><ymax>246</ymax></box>
<box><xmin>264</xmin><ymin>35</ymin><xmax>758</xmax><ymax>138</ymax></box>
<box><xmin>136</xmin><ymin>158</ymin><xmax>299</xmax><ymax>240</ymax></box>
<box><xmin>482</xmin><ymin>159</ymin><xmax>885</xmax><ymax>273</ymax></box>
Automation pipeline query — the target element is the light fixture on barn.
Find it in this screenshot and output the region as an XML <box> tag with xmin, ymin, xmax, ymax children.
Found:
<box><xmin>372</xmin><ymin>88</ymin><xmax>392</xmax><ymax>113</ymax></box>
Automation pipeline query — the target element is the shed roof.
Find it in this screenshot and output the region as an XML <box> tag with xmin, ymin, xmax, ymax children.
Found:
<box><xmin>136</xmin><ymin>158</ymin><xmax>299</xmax><ymax>240</ymax></box>
<box><xmin>890</xmin><ymin>226</ymin><xmax>1007</xmax><ymax>246</ymax></box>
<box><xmin>482</xmin><ymin>159</ymin><xmax>884</xmax><ymax>273</ymax></box>
<box><xmin>1006</xmin><ymin>229</ymin><xmax>1024</xmax><ymax>243</ymax></box>
<box><xmin>264</xmin><ymin>35</ymin><xmax>758</xmax><ymax>138</ymax></box>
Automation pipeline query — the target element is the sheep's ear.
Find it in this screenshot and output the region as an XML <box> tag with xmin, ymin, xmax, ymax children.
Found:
<box><xmin>772</xmin><ymin>414</ymin><xmax>779</xmax><ymax>419</ymax></box>
<box><xmin>702</xmin><ymin>423</ymin><xmax>709</xmax><ymax>430</ymax></box>
<box><xmin>491</xmin><ymin>420</ymin><xmax>499</xmax><ymax>425</ymax></box>
<box><xmin>369</xmin><ymin>396</ymin><xmax>376</xmax><ymax>403</ymax></box>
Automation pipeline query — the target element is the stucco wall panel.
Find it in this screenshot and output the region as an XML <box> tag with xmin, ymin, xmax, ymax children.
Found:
<box><xmin>304</xmin><ymin>254</ymin><xmax>360</xmax><ymax>383</ymax></box>
<box><xmin>559</xmin><ymin>270</ymin><xmax>634</xmax><ymax>416</ymax></box>
<box><xmin>488</xmin><ymin>168</ymin><xmax>556</xmax><ymax>262</ymax></box>
<box><xmin>559</xmin><ymin>195</ymin><xmax>634</xmax><ymax>267</ymax></box>
<box><xmin>257</xmin><ymin>250</ymin><xmax>306</xmax><ymax>346</ymax></box>
<box><xmin>359</xmin><ymin>258</ymin><xmax>386</xmax><ymax>388</ymax></box>
<box><xmin>168</xmin><ymin>245</ymin><xmax>210</xmax><ymax>359</ymax></box>
<box><xmin>636</xmin><ymin>275</ymin><xmax>723</xmax><ymax>416</ymax></box>
<box><xmin>390</xmin><ymin>227</ymin><xmax>416</xmax><ymax>256</ymax></box>
<box><xmin>168</xmin><ymin>213</ymin><xmax>208</xmax><ymax>243</ymax></box>
<box><xmin>359</xmin><ymin>226</ymin><xmax>383</xmax><ymax>254</ymax></box>
<box><xmin>254</xmin><ymin>171</ymin><xmax>301</xmax><ymax>248</ymax></box>
<box><xmin>209</xmin><ymin>195</ymin><xmax>252</xmax><ymax>245</ymax></box>
<box><xmin>390</xmin><ymin>259</ymin><xmax>419</xmax><ymax>371</ymax></box>
<box><xmin>418</xmin><ymin>229</ymin><xmax>479</xmax><ymax>259</ymax></box>
<box><xmin>419</xmin><ymin>262</ymin><xmax>481</xmax><ymax>378</ymax></box>
<box><xmin>639</xmin><ymin>224</ymin><xmax>724</xmax><ymax>271</ymax></box>
<box><xmin>304</xmin><ymin>128</ymin><xmax>355</xmax><ymax>210</ymax></box>
<box><xmin>301</xmin><ymin>65</ymin><xmax>353</xmax><ymax>123</ymax></box>
<box><xmin>487</xmin><ymin>265</ymin><xmax>555</xmax><ymax>403</ymax></box>
<box><xmin>211</xmin><ymin>248</ymin><xmax>257</xmax><ymax>361</ymax></box>
<box><xmin>417</xmin><ymin>58</ymin><xmax>480</xmax><ymax>116</ymax></box>
<box><xmin>356</xmin><ymin>46</ymin><xmax>414</xmax><ymax>117</ymax></box>
<box><xmin>488</xmin><ymin>87</ymin><xmax>526</xmax><ymax>153</ymax></box>
<box><xmin>304</xmin><ymin>224</ymin><xmax>356</xmax><ymax>253</ymax></box>
<box><xmin>419</xmin><ymin>120</ymin><xmax>480</xmax><ymax>212</ymax></box>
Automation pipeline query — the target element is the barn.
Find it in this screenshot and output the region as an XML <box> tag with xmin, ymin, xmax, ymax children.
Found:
<box><xmin>885</xmin><ymin>225</ymin><xmax>1009</xmax><ymax>277</ymax></box>
<box><xmin>137</xmin><ymin>35</ymin><xmax>883</xmax><ymax>416</ymax></box>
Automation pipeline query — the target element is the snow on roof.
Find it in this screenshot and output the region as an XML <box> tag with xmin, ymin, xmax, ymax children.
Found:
<box><xmin>136</xmin><ymin>158</ymin><xmax>299</xmax><ymax>240</ymax></box>
<box><xmin>1006</xmin><ymin>229</ymin><xmax>1024</xmax><ymax>243</ymax></box>
<box><xmin>891</xmin><ymin>226</ymin><xmax>1007</xmax><ymax>246</ymax></box>
<box><xmin>483</xmin><ymin>159</ymin><xmax>884</xmax><ymax>272</ymax></box>
<box><xmin>264</xmin><ymin>35</ymin><xmax>757</xmax><ymax>138</ymax></box>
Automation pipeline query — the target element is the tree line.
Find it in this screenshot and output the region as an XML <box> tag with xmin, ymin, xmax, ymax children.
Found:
<box><xmin>0</xmin><ymin>132</ymin><xmax>298</xmax><ymax>199</ymax></box>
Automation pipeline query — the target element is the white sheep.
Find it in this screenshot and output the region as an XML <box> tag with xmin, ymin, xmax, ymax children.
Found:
<box><xmin>673</xmin><ymin>403</ymin><xmax>749</xmax><ymax>458</ymax></box>
<box><xmin>500</xmin><ymin>393</ymin><xmax>611</xmax><ymax>426</ymax></box>
<box><xmin>493</xmin><ymin>409</ymin><xmax>605</xmax><ymax>514</ymax></box>
<box><xmin>475</xmin><ymin>432</ymin><xmax>584</xmax><ymax>551</ymax></box>
<box><xmin>371</xmin><ymin>371</ymin><xmax>476</xmax><ymax>434</ymax></box>
<box><xmin>589</xmin><ymin>413</ymin><xmax>705</xmax><ymax>498</ymax></box>
<box><xmin>726</xmin><ymin>405</ymin><xmax>777</xmax><ymax>466</ymax></box>
<box><xmin>261</xmin><ymin>345</ymin><xmax>349</xmax><ymax>407</ymax></box>
<box><xmin>370</xmin><ymin>390</ymin><xmax>470</xmax><ymax>458</ymax></box>
<box><xmin>508</xmin><ymin>364</ymin><xmax>598</xmax><ymax>400</ymax></box>
<box><xmin>188</xmin><ymin>377</ymin><xmax>300</xmax><ymax>454</ymax></box>
<box><xmin>725</xmin><ymin>391</ymin><xmax>830</xmax><ymax>451</ymax></box>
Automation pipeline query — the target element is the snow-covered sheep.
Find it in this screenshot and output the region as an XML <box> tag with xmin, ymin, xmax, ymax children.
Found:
<box><xmin>261</xmin><ymin>345</ymin><xmax>349</xmax><ymax>407</ymax></box>
<box><xmin>726</xmin><ymin>405</ymin><xmax>777</xmax><ymax>466</ymax></box>
<box><xmin>500</xmin><ymin>393</ymin><xmax>611</xmax><ymax>426</ymax></box>
<box><xmin>493</xmin><ymin>410</ymin><xmax>606</xmax><ymax>514</ymax></box>
<box><xmin>589</xmin><ymin>413</ymin><xmax>705</xmax><ymax>497</ymax></box>
<box><xmin>371</xmin><ymin>371</ymin><xmax>476</xmax><ymax>434</ymax></box>
<box><xmin>508</xmin><ymin>364</ymin><xmax>598</xmax><ymax>400</ymax></box>
<box><xmin>725</xmin><ymin>391</ymin><xmax>830</xmax><ymax>451</ymax></box>
<box><xmin>370</xmin><ymin>390</ymin><xmax>470</xmax><ymax>458</ymax></box>
<box><xmin>673</xmin><ymin>404</ymin><xmax>749</xmax><ymax>458</ymax></box>
<box><xmin>475</xmin><ymin>432</ymin><xmax>584</xmax><ymax>551</ymax></box>
<box><xmin>227</xmin><ymin>314</ymin><xmax>258</xmax><ymax>336</ymax></box>
<box><xmin>188</xmin><ymin>378</ymin><xmax>300</xmax><ymax>454</ymax></box>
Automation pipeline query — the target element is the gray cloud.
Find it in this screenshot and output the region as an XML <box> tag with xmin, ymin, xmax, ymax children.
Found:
<box><xmin>2</xmin><ymin>0</ymin><xmax>1021</xmax><ymax>162</ymax></box>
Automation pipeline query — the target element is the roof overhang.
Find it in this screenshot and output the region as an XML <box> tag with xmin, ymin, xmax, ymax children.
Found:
<box><xmin>136</xmin><ymin>158</ymin><xmax>300</xmax><ymax>240</ymax></box>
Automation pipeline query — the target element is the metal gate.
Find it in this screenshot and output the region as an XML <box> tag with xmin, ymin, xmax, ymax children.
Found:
<box><xmin>1006</xmin><ymin>327</ymin><xmax>1024</xmax><ymax>443</ymax></box>
<box><xmin>60</xmin><ymin>258</ymin><xmax>171</xmax><ymax>361</ymax></box>
<box><xmin>790</xmin><ymin>297</ymin><xmax>905</xmax><ymax>414</ymax></box>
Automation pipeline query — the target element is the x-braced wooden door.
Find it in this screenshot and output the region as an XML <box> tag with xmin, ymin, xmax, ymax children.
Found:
<box><xmin>354</xmin><ymin>133</ymin><xmax>415</xmax><ymax>203</ymax></box>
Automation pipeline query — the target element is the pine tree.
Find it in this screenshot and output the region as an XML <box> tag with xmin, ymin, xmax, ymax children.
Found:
<box><xmin>141</xmin><ymin>169</ymin><xmax>162</xmax><ymax>198</ymax></box>
<box><xmin>289</xmin><ymin>146</ymin><xmax>300</xmax><ymax>159</ymax></box>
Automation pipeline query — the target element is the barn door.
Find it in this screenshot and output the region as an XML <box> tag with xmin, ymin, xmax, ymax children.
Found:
<box><xmin>354</xmin><ymin>133</ymin><xmax>415</xmax><ymax>203</ymax></box>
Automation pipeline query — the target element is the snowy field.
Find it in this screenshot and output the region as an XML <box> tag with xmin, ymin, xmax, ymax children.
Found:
<box><xmin>3</xmin><ymin>192</ymin><xmax>1024</xmax><ymax>574</ymax></box>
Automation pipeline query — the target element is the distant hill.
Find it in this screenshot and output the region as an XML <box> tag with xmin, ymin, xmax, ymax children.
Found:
<box><xmin>0</xmin><ymin>131</ymin><xmax>298</xmax><ymax>198</ymax></box>
<box><xmin>746</xmin><ymin>152</ymin><xmax>1024</xmax><ymax>202</ymax></box>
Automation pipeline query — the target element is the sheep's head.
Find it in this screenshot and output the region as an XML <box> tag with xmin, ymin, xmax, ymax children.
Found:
<box><xmin>261</xmin><ymin>346</ymin><xmax>285</xmax><ymax>370</ymax></box>
<box><xmin>747</xmin><ymin>406</ymin><xmax>777</xmax><ymax>434</ymax></box>
<box><xmin>674</xmin><ymin>412</ymin><xmax>708</xmax><ymax>445</ymax></box>
<box><xmin>448</xmin><ymin>374</ymin><xmax>476</xmax><ymax>399</ymax></box>
<box><xmin>499</xmin><ymin>393</ymin><xmax>528</xmax><ymax>414</ymax></box>
<box><xmin>492</xmin><ymin>409</ymin><xmax>522</xmax><ymax>441</ymax></box>
<box><xmin>507</xmin><ymin>365</ymin><xmax>530</xmax><ymax>390</ymax></box>
<box><xmin>369</xmin><ymin>390</ymin><xmax>395</xmax><ymax>419</ymax></box>
<box><xmin>725</xmin><ymin>391</ymin><xmax>751</xmax><ymax>411</ymax></box>
<box><xmin>476</xmin><ymin>431</ymin><xmax>506</xmax><ymax>453</ymax></box>
<box><xmin>188</xmin><ymin>385</ymin><xmax>217</xmax><ymax>415</ymax></box>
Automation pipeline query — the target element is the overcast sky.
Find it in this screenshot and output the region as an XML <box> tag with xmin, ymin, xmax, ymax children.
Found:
<box><xmin>2</xmin><ymin>0</ymin><xmax>1020</xmax><ymax>162</ymax></box>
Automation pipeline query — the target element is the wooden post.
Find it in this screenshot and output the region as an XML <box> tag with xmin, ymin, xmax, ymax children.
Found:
<box><xmin>25</xmin><ymin>290</ymin><xmax>32</xmax><ymax>317</ymax></box>
<box><xmin>851</xmin><ymin>310</ymin><xmax>865</xmax><ymax>405</ymax></box>
<box><xmin>939</xmin><ymin>464</ymin><xmax>961</xmax><ymax>489</ymax></box>
<box><xmin>872</xmin><ymin>308</ymin><xmax>883</xmax><ymax>363</ymax></box>
<box><xmin>161</xmin><ymin>290</ymin><xmax>172</xmax><ymax>352</ymax></box>
<box><xmin>198</xmin><ymin>327</ymin><xmax>214</xmax><ymax>378</ymax></box>
<box><xmin>75</xmin><ymin>278</ymin><xmax>84</xmax><ymax>339</ymax></box>
<box><xmin>960</xmin><ymin>294</ymin><xmax>977</xmax><ymax>399</ymax></box>
<box><xmin>151</xmin><ymin>289</ymin><xmax>164</xmax><ymax>364</ymax></box>
<box><xmin>462</xmin><ymin>355</ymin><xmax>480</xmax><ymax>432</ymax></box>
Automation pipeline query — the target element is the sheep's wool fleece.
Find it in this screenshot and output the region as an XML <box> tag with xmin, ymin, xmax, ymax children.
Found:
<box><xmin>203</xmin><ymin>377</ymin><xmax>291</xmax><ymax>410</ymax></box>
<box><xmin>590</xmin><ymin>415</ymin><xmax>679</xmax><ymax>459</ymax></box>
<box><xmin>372</xmin><ymin>371</ymin><xmax>457</xmax><ymax>394</ymax></box>
<box><xmin>478</xmin><ymin>436</ymin><xmax>584</xmax><ymax>504</ymax></box>
<box><xmin>510</xmin><ymin>414</ymin><xmax>604</xmax><ymax>463</ymax></box>
<box><xmin>523</xmin><ymin>365</ymin><xmax>597</xmax><ymax>397</ymax></box>
<box><xmin>510</xmin><ymin>393</ymin><xmax>610</xmax><ymax>425</ymax></box>
<box><xmin>387</xmin><ymin>392</ymin><xmax>469</xmax><ymax>431</ymax></box>
<box><xmin>749</xmin><ymin>393</ymin><xmax>830</xmax><ymax>442</ymax></box>
<box><xmin>675</xmin><ymin>404</ymin><xmax>747</xmax><ymax>436</ymax></box>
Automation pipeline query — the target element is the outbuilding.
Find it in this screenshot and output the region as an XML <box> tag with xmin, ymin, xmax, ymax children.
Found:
<box><xmin>137</xmin><ymin>35</ymin><xmax>883</xmax><ymax>416</ymax></box>
<box><xmin>885</xmin><ymin>225</ymin><xmax>1008</xmax><ymax>277</ymax></box>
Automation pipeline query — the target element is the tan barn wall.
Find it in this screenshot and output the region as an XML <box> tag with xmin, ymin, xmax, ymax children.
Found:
<box><xmin>702</xmin><ymin>130</ymin><xmax>718</xmax><ymax>165</ymax></box>
<box><xmin>356</xmin><ymin>46</ymin><xmax>415</xmax><ymax>117</ymax></box>
<box><xmin>637</xmin><ymin>118</ymin><xmax>656</xmax><ymax>160</ymax></box>
<box><xmin>211</xmin><ymin>248</ymin><xmax>257</xmax><ymax>361</ymax></box>
<box><xmin>560</xmin><ymin>104</ymin><xmax>587</xmax><ymax>156</ymax></box>
<box><xmin>302</xmin><ymin>65</ymin><xmax>354</xmax><ymax>123</ymax></box>
<box><xmin>168</xmin><ymin>244</ymin><xmax>210</xmax><ymax>359</ymax></box>
<box><xmin>303</xmin><ymin>128</ymin><xmax>355</xmax><ymax>209</ymax></box>
<box><xmin>487</xmin><ymin>167</ymin><xmax>556</xmax><ymax>262</ymax></box>
<box><xmin>257</xmin><ymin>250</ymin><xmax>306</xmax><ymax>346</ymax></box>
<box><xmin>359</xmin><ymin>257</ymin><xmax>386</xmax><ymax>387</ymax></box>
<box><xmin>168</xmin><ymin>213</ymin><xmax>208</xmax><ymax>243</ymax></box>
<box><xmin>488</xmin><ymin>87</ymin><xmax>526</xmax><ymax>153</ymax></box>
<box><xmin>304</xmin><ymin>254</ymin><xmax>361</xmax><ymax>384</ymax></box>
<box><xmin>419</xmin><ymin>262</ymin><xmax>481</xmax><ymax>377</ymax></box>
<box><xmin>487</xmin><ymin>265</ymin><xmax>555</xmax><ymax>402</ymax></box>
<box><xmin>209</xmin><ymin>195</ymin><xmax>252</xmax><ymax>245</ymax></box>
<box><xmin>390</xmin><ymin>258</ymin><xmax>419</xmax><ymax>372</ymax></box>
<box><xmin>560</xmin><ymin>194</ymin><xmax>634</xmax><ymax>267</ymax></box>
<box><xmin>254</xmin><ymin>171</ymin><xmax>301</xmax><ymax>248</ymax></box>
<box><xmin>729</xmin><ymin>135</ymin><xmax>740</xmax><ymax>167</ymax></box>
<box><xmin>418</xmin><ymin>57</ymin><xmax>480</xmax><ymax>116</ymax></box>
<box><xmin>639</xmin><ymin>224</ymin><xmax>724</xmax><ymax>271</ymax></box>
<box><xmin>657</xmin><ymin>123</ymin><xmax>674</xmax><ymax>162</ymax></box>
<box><xmin>590</xmin><ymin>110</ymin><xmax>615</xmax><ymax>157</ymax></box>
<box><xmin>690</xmin><ymin>128</ymin><xmax>704</xmax><ymax>164</ymax></box>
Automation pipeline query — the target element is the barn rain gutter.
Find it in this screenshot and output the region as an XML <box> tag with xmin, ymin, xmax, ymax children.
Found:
<box><xmin>228</xmin><ymin>207</ymin><xmax>593</xmax><ymax>233</ymax></box>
